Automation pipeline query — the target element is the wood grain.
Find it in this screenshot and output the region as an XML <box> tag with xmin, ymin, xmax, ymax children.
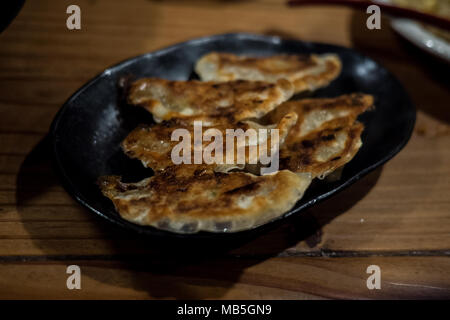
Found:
<box><xmin>1</xmin><ymin>257</ymin><xmax>449</xmax><ymax>299</ymax></box>
<box><xmin>0</xmin><ymin>0</ymin><xmax>449</xmax><ymax>299</ymax></box>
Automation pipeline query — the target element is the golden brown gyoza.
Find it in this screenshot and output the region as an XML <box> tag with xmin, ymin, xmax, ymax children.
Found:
<box><xmin>127</xmin><ymin>78</ymin><xmax>294</xmax><ymax>123</ymax></box>
<box><xmin>98</xmin><ymin>166</ymin><xmax>312</xmax><ymax>233</ymax></box>
<box><xmin>264</xmin><ymin>93</ymin><xmax>373</xmax><ymax>178</ymax></box>
<box><xmin>265</xmin><ymin>93</ymin><xmax>373</xmax><ymax>142</ymax></box>
<box><xmin>195</xmin><ymin>52</ymin><xmax>342</xmax><ymax>94</ymax></box>
<box><xmin>122</xmin><ymin>112</ymin><xmax>298</xmax><ymax>173</ymax></box>
<box><xmin>280</xmin><ymin>122</ymin><xmax>365</xmax><ymax>179</ymax></box>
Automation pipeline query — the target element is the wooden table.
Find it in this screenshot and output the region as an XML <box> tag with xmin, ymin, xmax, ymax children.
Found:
<box><xmin>0</xmin><ymin>0</ymin><xmax>449</xmax><ymax>299</ymax></box>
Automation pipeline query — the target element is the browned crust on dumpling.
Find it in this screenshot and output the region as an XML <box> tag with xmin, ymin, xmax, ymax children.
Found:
<box><xmin>127</xmin><ymin>78</ymin><xmax>294</xmax><ymax>122</ymax></box>
<box><xmin>195</xmin><ymin>52</ymin><xmax>342</xmax><ymax>94</ymax></box>
<box><xmin>262</xmin><ymin>93</ymin><xmax>373</xmax><ymax>178</ymax></box>
<box><xmin>264</xmin><ymin>93</ymin><xmax>373</xmax><ymax>145</ymax></box>
<box><xmin>121</xmin><ymin>112</ymin><xmax>298</xmax><ymax>173</ymax></box>
<box><xmin>280</xmin><ymin>122</ymin><xmax>364</xmax><ymax>178</ymax></box>
<box><xmin>98</xmin><ymin>168</ymin><xmax>311</xmax><ymax>233</ymax></box>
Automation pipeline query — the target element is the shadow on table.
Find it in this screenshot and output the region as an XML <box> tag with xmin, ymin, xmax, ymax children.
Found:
<box><xmin>15</xmin><ymin>135</ymin><xmax>381</xmax><ymax>298</ymax></box>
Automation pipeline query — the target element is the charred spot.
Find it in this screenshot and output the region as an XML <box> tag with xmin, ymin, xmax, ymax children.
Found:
<box><xmin>213</xmin><ymin>171</ymin><xmax>228</xmax><ymax>184</ymax></box>
<box><xmin>176</xmin><ymin>201</ymin><xmax>205</xmax><ymax>213</ymax></box>
<box><xmin>194</xmin><ymin>168</ymin><xmax>208</xmax><ymax>177</ymax></box>
<box><xmin>298</xmin><ymin>154</ymin><xmax>312</xmax><ymax>166</ymax></box>
<box><xmin>116</xmin><ymin>182</ymin><xmax>128</xmax><ymax>192</ymax></box>
<box><xmin>330</xmin><ymin>156</ymin><xmax>341</xmax><ymax>161</ymax></box>
<box><xmin>279</xmin><ymin>157</ymin><xmax>292</xmax><ymax>169</ymax></box>
<box><xmin>161</xmin><ymin>118</ymin><xmax>184</xmax><ymax>128</ymax></box>
<box><xmin>225</xmin><ymin>182</ymin><xmax>259</xmax><ymax>195</ymax></box>
<box><xmin>252</xmin><ymin>84</ymin><xmax>273</xmax><ymax>92</ymax></box>
<box><xmin>223</xmin><ymin>112</ymin><xmax>237</xmax><ymax>123</ymax></box>
<box><xmin>161</xmin><ymin>121</ymin><xmax>172</xmax><ymax>128</ymax></box>
<box><xmin>321</xmin><ymin>134</ymin><xmax>335</xmax><ymax>141</ymax></box>
<box><xmin>281</xmin><ymin>153</ymin><xmax>311</xmax><ymax>171</ymax></box>
<box><xmin>301</xmin><ymin>140</ymin><xmax>314</xmax><ymax>148</ymax></box>
<box><xmin>152</xmin><ymin>169</ymin><xmax>177</xmax><ymax>186</ymax></box>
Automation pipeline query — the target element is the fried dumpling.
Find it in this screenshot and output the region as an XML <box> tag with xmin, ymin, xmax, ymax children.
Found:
<box><xmin>98</xmin><ymin>167</ymin><xmax>312</xmax><ymax>233</ymax></box>
<box><xmin>264</xmin><ymin>93</ymin><xmax>373</xmax><ymax>178</ymax></box>
<box><xmin>195</xmin><ymin>52</ymin><xmax>342</xmax><ymax>94</ymax></box>
<box><xmin>280</xmin><ymin>122</ymin><xmax>364</xmax><ymax>179</ymax></box>
<box><xmin>121</xmin><ymin>112</ymin><xmax>298</xmax><ymax>173</ymax></box>
<box><xmin>127</xmin><ymin>78</ymin><xmax>294</xmax><ymax>122</ymax></box>
<box><xmin>264</xmin><ymin>93</ymin><xmax>373</xmax><ymax>144</ymax></box>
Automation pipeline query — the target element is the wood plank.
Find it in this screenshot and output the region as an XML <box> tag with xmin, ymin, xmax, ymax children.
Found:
<box><xmin>0</xmin><ymin>79</ymin><xmax>82</xmax><ymax>107</ymax></box>
<box><xmin>0</xmin><ymin>1</ymin><xmax>353</xmax><ymax>81</ymax></box>
<box><xmin>0</xmin><ymin>256</ymin><xmax>449</xmax><ymax>299</ymax></box>
<box><xmin>0</xmin><ymin>134</ymin><xmax>43</xmax><ymax>157</ymax></box>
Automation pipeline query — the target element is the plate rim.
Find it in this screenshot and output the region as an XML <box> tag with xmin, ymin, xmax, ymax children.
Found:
<box><xmin>49</xmin><ymin>32</ymin><xmax>417</xmax><ymax>238</ymax></box>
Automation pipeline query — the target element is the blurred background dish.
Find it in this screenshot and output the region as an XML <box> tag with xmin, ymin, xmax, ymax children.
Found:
<box><xmin>380</xmin><ymin>0</ymin><xmax>450</xmax><ymax>62</ymax></box>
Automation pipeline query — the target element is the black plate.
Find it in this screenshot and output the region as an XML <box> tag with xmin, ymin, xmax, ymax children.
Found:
<box><xmin>50</xmin><ymin>33</ymin><xmax>415</xmax><ymax>239</ymax></box>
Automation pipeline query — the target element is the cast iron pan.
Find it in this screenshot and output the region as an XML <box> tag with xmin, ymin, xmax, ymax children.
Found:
<box><xmin>50</xmin><ymin>33</ymin><xmax>416</xmax><ymax>239</ymax></box>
